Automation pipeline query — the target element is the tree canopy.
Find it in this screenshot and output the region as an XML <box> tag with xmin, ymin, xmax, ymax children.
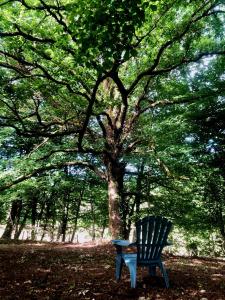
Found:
<box><xmin>0</xmin><ymin>0</ymin><xmax>225</xmax><ymax>239</ymax></box>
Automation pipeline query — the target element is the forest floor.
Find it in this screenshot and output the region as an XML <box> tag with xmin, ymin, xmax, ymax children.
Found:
<box><xmin>0</xmin><ymin>241</ymin><xmax>224</xmax><ymax>300</ymax></box>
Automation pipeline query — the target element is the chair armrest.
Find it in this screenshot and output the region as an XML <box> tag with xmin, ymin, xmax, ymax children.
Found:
<box><xmin>111</xmin><ymin>240</ymin><xmax>136</xmax><ymax>254</ymax></box>
<box><xmin>111</xmin><ymin>240</ymin><xmax>131</xmax><ymax>247</ymax></box>
<box><xmin>128</xmin><ymin>242</ymin><xmax>137</xmax><ymax>247</ymax></box>
<box><xmin>111</xmin><ymin>240</ymin><xmax>137</xmax><ymax>247</ymax></box>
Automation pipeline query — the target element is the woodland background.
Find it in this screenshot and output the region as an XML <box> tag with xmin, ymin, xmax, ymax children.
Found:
<box><xmin>0</xmin><ymin>0</ymin><xmax>224</xmax><ymax>257</ymax></box>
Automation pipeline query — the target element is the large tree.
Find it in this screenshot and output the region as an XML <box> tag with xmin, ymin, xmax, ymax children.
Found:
<box><xmin>0</xmin><ymin>0</ymin><xmax>224</xmax><ymax>238</ymax></box>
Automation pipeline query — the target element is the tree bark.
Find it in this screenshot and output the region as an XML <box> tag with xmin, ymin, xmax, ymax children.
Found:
<box><xmin>1</xmin><ymin>199</ymin><xmax>22</xmax><ymax>240</ymax></box>
<box><xmin>106</xmin><ymin>157</ymin><xmax>125</xmax><ymax>239</ymax></box>
<box><xmin>31</xmin><ymin>196</ymin><xmax>38</xmax><ymax>241</ymax></box>
<box><xmin>61</xmin><ymin>203</ymin><xmax>69</xmax><ymax>242</ymax></box>
<box><xmin>70</xmin><ymin>182</ymin><xmax>85</xmax><ymax>243</ymax></box>
<box><xmin>70</xmin><ymin>199</ymin><xmax>81</xmax><ymax>243</ymax></box>
<box><xmin>14</xmin><ymin>209</ymin><xmax>29</xmax><ymax>240</ymax></box>
<box><xmin>108</xmin><ymin>177</ymin><xmax>122</xmax><ymax>238</ymax></box>
<box><xmin>135</xmin><ymin>162</ymin><xmax>145</xmax><ymax>220</ymax></box>
<box><xmin>90</xmin><ymin>198</ymin><xmax>96</xmax><ymax>241</ymax></box>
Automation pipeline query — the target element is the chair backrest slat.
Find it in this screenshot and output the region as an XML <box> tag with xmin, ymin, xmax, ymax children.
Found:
<box><xmin>136</xmin><ymin>216</ymin><xmax>172</xmax><ymax>262</ymax></box>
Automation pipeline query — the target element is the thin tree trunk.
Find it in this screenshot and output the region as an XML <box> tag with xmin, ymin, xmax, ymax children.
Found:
<box><xmin>41</xmin><ymin>222</ymin><xmax>48</xmax><ymax>242</ymax></box>
<box><xmin>14</xmin><ymin>210</ymin><xmax>29</xmax><ymax>240</ymax></box>
<box><xmin>101</xmin><ymin>216</ymin><xmax>108</xmax><ymax>238</ymax></box>
<box><xmin>61</xmin><ymin>203</ymin><xmax>69</xmax><ymax>242</ymax></box>
<box><xmin>1</xmin><ymin>199</ymin><xmax>22</xmax><ymax>240</ymax></box>
<box><xmin>70</xmin><ymin>207</ymin><xmax>80</xmax><ymax>243</ymax></box>
<box><xmin>70</xmin><ymin>187</ymin><xmax>84</xmax><ymax>243</ymax></box>
<box><xmin>70</xmin><ymin>221</ymin><xmax>78</xmax><ymax>243</ymax></box>
<box><xmin>90</xmin><ymin>198</ymin><xmax>96</xmax><ymax>241</ymax></box>
<box><xmin>50</xmin><ymin>224</ymin><xmax>55</xmax><ymax>242</ymax></box>
<box><xmin>31</xmin><ymin>197</ymin><xmax>38</xmax><ymax>241</ymax></box>
<box><xmin>135</xmin><ymin>162</ymin><xmax>144</xmax><ymax>220</ymax></box>
<box><xmin>119</xmin><ymin>162</ymin><xmax>145</xmax><ymax>239</ymax></box>
<box><xmin>101</xmin><ymin>225</ymin><xmax>106</xmax><ymax>239</ymax></box>
<box><xmin>57</xmin><ymin>200</ymin><xmax>69</xmax><ymax>242</ymax></box>
<box><xmin>1</xmin><ymin>218</ymin><xmax>14</xmax><ymax>240</ymax></box>
<box><xmin>40</xmin><ymin>201</ymin><xmax>50</xmax><ymax>242</ymax></box>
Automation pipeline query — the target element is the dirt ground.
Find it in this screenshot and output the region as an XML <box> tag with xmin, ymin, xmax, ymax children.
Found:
<box><xmin>0</xmin><ymin>241</ymin><xmax>224</xmax><ymax>300</ymax></box>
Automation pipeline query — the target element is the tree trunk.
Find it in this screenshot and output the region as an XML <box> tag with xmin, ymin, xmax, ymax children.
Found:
<box><xmin>1</xmin><ymin>218</ymin><xmax>14</xmax><ymax>240</ymax></box>
<box><xmin>40</xmin><ymin>200</ymin><xmax>51</xmax><ymax>242</ymax></box>
<box><xmin>57</xmin><ymin>201</ymin><xmax>69</xmax><ymax>242</ymax></box>
<box><xmin>101</xmin><ymin>224</ymin><xmax>106</xmax><ymax>238</ymax></box>
<box><xmin>70</xmin><ymin>184</ymin><xmax>84</xmax><ymax>243</ymax></box>
<box><xmin>70</xmin><ymin>202</ymin><xmax>80</xmax><ymax>243</ymax></box>
<box><xmin>108</xmin><ymin>177</ymin><xmax>122</xmax><ymax>238</ymax></box>
<box><xmin>106</xmin><ymin>157</ymin><xmax>125</xmax><ymax>239</ymax></box>
<box><xmin>14</xmin><ymin>209</ymin><xmax>29</xmax><ymax>240</ymax></box>
<box><xmin>41</xmin><ymin>222</ymin><xmax>48</xmax><ymax>242</ymax></box>
<box><xmin>100</xmin><ymin>102</ymin><xmax>128</xmax><ymax>239</ymax></box>
<box><xmin>117</xmin><ymin>162</ymin><xmax>145</xmax><ymax>239</ymax></box>
<box><xmin>61</xmin><ymin>205</ymin><xmax>69</xmax><ymax>242</ymax></box>
<box><xmin>135</xmin><ymin>162</ymin><xmax>145</xmax><ymax>220</ymax></box>
<box><xmin>30</xmin><ymin>196</ymin><xmax>38</xmax><ymax>241</ymax></box>
<box><xmin>90</xmin><ymin>198</ymin><xmax>96</xmax><ymax>241</ymax></box>
<box><xmin>1</xmin><ymin>199</ymin><xmax>22</xmax><ymax>240</ymax></box>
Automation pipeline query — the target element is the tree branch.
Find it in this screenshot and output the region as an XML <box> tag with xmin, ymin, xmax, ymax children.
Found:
<box><xmin>0</xmin><ymin>62</ymin><xmax>29</xmax><ymax>75</ymax></box>
<box><xmin>0</xmin><ymin>50</ymin><xmax>90</xmax><ymax>100</ymax></box>
<box><xmin>0</xmin><ymin>25</ymin><xmax>54</xmax><ymax>43</ymax></box>
<box><xmin>132</xmin><ymin>0</ymin><xmax>179</xmax><ymax>49</ymax></box>
<box><xmin>96</xmin><ymin>114</ymin><xmax>107</xmax><ymax>140</ymax></box>
<box><xmin>0</xmin><ymin>161</ymin><xmax>106</xmax><ymax>192</ymax></box>
<box><xmin>125</xmin><ymin>77</ymin><xmax>152</xmax><ymax>136</ymax></box>
<box><xmin>151</xmin><ymin>50</ymin><xmax>225</xmax><ymax>76</ymax></box>
<box><xmin>97</xmin><ymin>112</ymin><xmax>114</xmax><ymax>130</ymax></box>
<box><xmin>19</xmin><ymin>0</ymin><xmax>65</xmax><ymax>11</ymax></box>
<box><xmin>39</xmin><ymin>0</ymin><xmax>77</xmax><ymax>42</ymax></box>
<box><xmin>128</xmin><ymin>1</ymin><xmax>221</xmax><ymax>94</ymax></box>
<box><xmin>0</xmin><ymin>120</ymin><xmax>81</xmax><ymax>138</ymax></box>
<box><xmin>139</xmin><ymin>85</ymin><xmax>225</xmax><ymax>115</ymax></box>
<box><xmin>34</xmin><ymin>62</ymin><xmax>86</xmax><ymax>96</ymax></box>
<box><xmin>78</xmin><ymin>74</ymin><xmax>108</xmax><ymax>150</ymax></box>
<box><xmin>37</xmin><ymin>146</ymin><xmax>104</xmax><ymax>161</ymax></box>
<box><xmin>110</xmin><ymin>72</ymin><xmax>128</xmax><ymax>132</ymax></box>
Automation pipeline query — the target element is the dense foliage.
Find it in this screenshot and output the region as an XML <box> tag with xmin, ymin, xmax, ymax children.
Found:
<box><xmin>0</xmin><ymin>0</ymin><xmax>224</xmax><ymax>252</ymax></box>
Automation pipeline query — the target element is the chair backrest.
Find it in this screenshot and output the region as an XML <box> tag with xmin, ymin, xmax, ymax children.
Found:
<box><xmin>136</xmin><ymin>216</ymin><xmax>172</xmax><ymax>263</ymax></box>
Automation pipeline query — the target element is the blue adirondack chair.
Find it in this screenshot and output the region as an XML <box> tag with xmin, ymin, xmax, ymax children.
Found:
<box><xmin>112</xmin><ymin>216</ymin><xmax>172</xmax><ymax>288</ymax></box>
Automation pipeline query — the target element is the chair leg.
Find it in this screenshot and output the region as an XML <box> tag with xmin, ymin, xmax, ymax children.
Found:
<box><xmin>115</xmin><ymin>254</ymin><xmax>123</xmax><ymax>281</ymax></box>
<box><xmin>123</xmin><ymin>255</ymin><xmax>137</xmax><ymax>288</ymax></box>
<box><xmin>159</xmin><ymin>261</ymin><xmax>169</xmax><ymax>288</ymax></box>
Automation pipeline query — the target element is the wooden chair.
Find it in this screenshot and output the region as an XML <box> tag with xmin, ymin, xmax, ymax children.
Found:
<box><xmin>112</xmin><ymin>216</ymin><xmax>172</xmax><ymax>288</ymax></box>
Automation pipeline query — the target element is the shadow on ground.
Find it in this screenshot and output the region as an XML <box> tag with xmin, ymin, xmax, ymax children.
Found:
<box><xmin>0</xmin><ymin>242</ymin><xmax>224</xmax><ymax>299</ymax></box>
